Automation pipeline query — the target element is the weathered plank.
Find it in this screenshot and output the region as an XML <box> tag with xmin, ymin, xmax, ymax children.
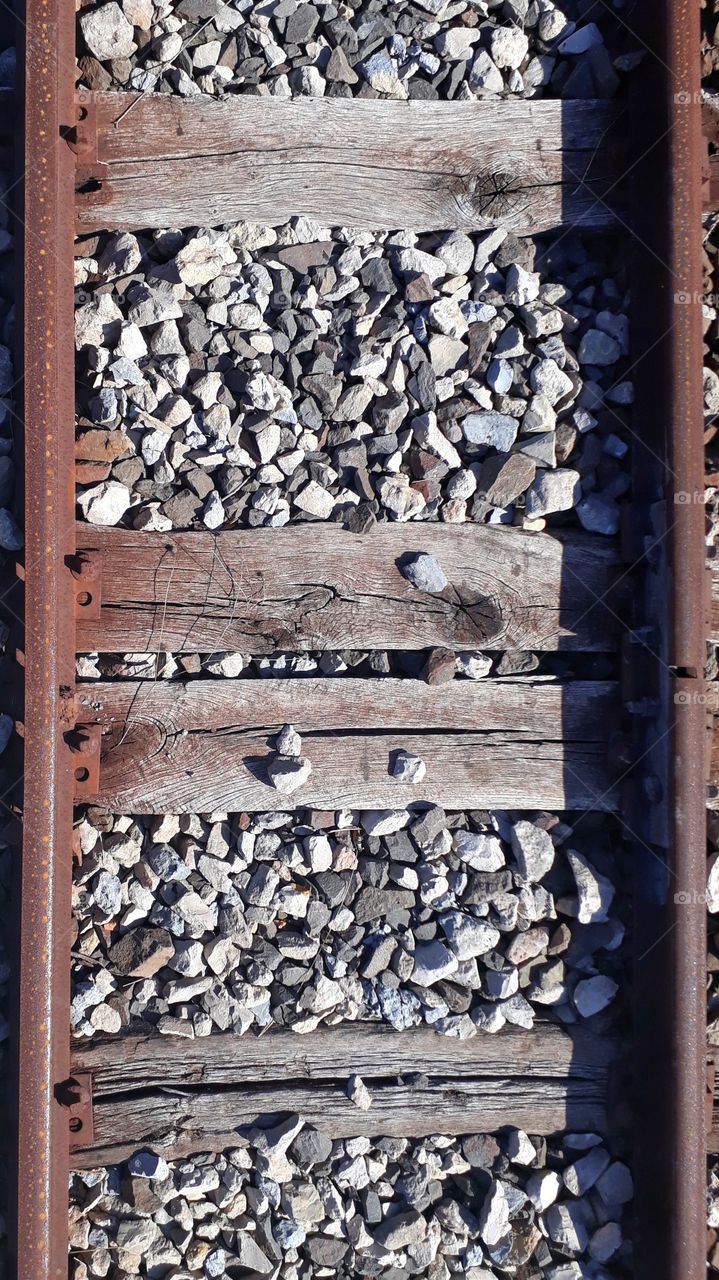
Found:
<box><xmin>709</xmin><ymin>562</ymin><xmax>719</xmax><ymax>644</ymax></box>
<box><xmin>71</xmin><ymin>1022</ymin><xmax>617</xmax><ymax>1096</ymax></box>
<box><xmin>69</xmin><ymin>1024</ymin><xmax>617</xmax><ymax>1167</ymax></box>
<box><xmin>75</xmin><ymin>524</ymin><xmax>623</xmax><ymax>654</ymax></box>
<box><xmin>74</xmin><ymin>93</ymin><xmax>620</xmax><ymax>234</ymax></box>
<box><xmin>75</xmin><ymin>677</ymin><xmax>619</xmax><ymax>811</ymax></box>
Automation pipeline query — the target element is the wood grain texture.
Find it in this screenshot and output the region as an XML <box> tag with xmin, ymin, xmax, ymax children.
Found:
<box><xmin>70</xmin><ymin>1024</ymin><xmax>617</xmax><ymax>1166</ymax></box>
<box><xmin>75</xmin><ymin>677</ymin><xmax>619</xmax><ymax>811</ymax></box>
<box><xmin>72</xmin><ymin>1023</ymin><xmax>617</xmax><ymax>1095</ymax></box>
<box><xmin>75</xmin><ymin>523</ymin><xmax>623</xmax><ymax>654</ymax></box>
<box><xmin>74</xmin><ymin>93</ymin><xmax>620</xmax><ymax>234</ymax></box>
<box><xmin>709</xmin><ymin>562</ymin><xmax>719</xmax><ymax>644</ymax></box>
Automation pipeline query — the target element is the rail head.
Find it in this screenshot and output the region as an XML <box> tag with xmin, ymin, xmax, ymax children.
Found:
<box><xmin>11</xmin><ymin>2</ymin><xmax>77</xmax><ymax>1278</ymax></box>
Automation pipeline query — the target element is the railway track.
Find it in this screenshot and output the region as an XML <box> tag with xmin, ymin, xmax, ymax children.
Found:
<box><xmin>3</xmin><ymin>1</ymin><xmax>711</xmax><ymax>1277</ymax></box>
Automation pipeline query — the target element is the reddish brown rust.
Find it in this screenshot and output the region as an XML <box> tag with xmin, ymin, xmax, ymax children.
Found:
<box><xmin>68</xmin><ymin>724</ymin><xmax>102</xmax><ymax>797</ymax></box>
<box><xmin>665</xmin><ymin>0</ymin><xmax>707</xmax><ymax>1275</ymax></box>
<box><xmin>630</xmin><ymin>2</ymin><xmax>707</xmax><ymax>1278</ymax></box>
<box><xmin>61</xmin><ymin>1073</ymin><xmax>95</xmax><ymax>1152</ymax></box>
<box><xmin>70</xmin><ymin>549</ymin><xmax>102</xmax><ymax>621</ymax></box>
<box><xmin>11</xmin><ymin>1</ymin><xmax>77</xmax><ymax>1278</ymax></box>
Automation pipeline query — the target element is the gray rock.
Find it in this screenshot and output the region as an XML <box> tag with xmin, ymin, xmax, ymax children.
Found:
<box><xmin>573</xmin><ymin>974</ymin><xmax>618</xmax><ymax>1017</ymax></box>
<box><xmin>576</xmin><ymin>493</ymin><xmax>620</xmax><ymax>535</ymax></box>
<box><xmin>596</xmin><ymin>1160</ymin><xmax>634</xmax><ymax>1206</ymax></box>
<box><xmin>510</xmin><ymin>820</ymin><xmax>554</xmax><ymax>881</ymax></box>
<box><xmin>563</xmin><ymin>1145</ymin><xmax>610</xmax><ymax>1195</ymax></box>
<box><xmin>462</xmin><ymin>412</ymin><xmax>519</xmax><ymax>451</ymax></box>
<box><xmin>411</xmin><ymin>940</ymin><xmax>458</xmax><ymax>986</ymax></box>
<box><xmin>478</xmin><ymin>1179</ymin><xmax>510</xmax><ymax>1246</ymax></box>
<box><xmin>578</xmin><ymin>327</ymin><xmax>621</xmax><ymax>365</ymax></box>
<box><xmin>108</xmin><ymin>928</ymin><xmax>174</xmax><ymax>978</ymax></box>
<box><xmin>440</xmin><ymin>911</ymin><xmax>500</xmax><ymax>960</ymax></box>
<box><xmin>374</xmin><ymin>1208</ymin><xmax>427</xmax><ymax>1249</ymax></box>
<box><xmin>545</xmin><ymin>1201</ymin><xmax>589</xmax><ymax>1253</ymax></box>
<box><xmin>0</xmin><ymin>508</ymin><xmax>22</xmax><ymax>550</ymax></box>
<box><xmin>524</xmin><ymin>469</ymin><xmax>581</xmax><ymax>518</ymax></box>
<box><xmin>78</xmin><ymin>480</ymin><xmax>131</xmax><ymax>526</ymax></box>
<box><xmin>400</xmin><ymin>553</ymin><xmax>448</xmax><ymax>593</ymax></box>
<box><xmin>93</xmin><ymin>870</ymin><xmax>122</xmax><ymax>917</ymax></box>
<box><xmin>126</xmin><ymin>1150</ymin><xmax>169</xmax><ymax>1180</ymax></box>
<box><xmin>276</xmin><ymin>723</ymin><xmax>302</xmax><ymax>757</ymax></box>
<box><xmin>235</xmin><ymin>1232</ymin><xmax>273</xmax><ymax>1274</ymax></box>
<box><xmin>268</xmin><ymin>754</ymin><xmax>312</xmax><ymax>794</ymax></box>
<box><xmin>80</xmin><ymin>2</ymin><xmax>136</xmax><ymax>60</ymax></box>
<box><xmin>566</xmin><ymin>848</ymin><xmax>615</xmax><ymax>923</ymax></box>
<box><xmin>391</xmin><ymin>751</ymin><xmax>427</xmax><ymax>783</ymax></box>
<box><xmin>347</xmin><ymin>1073</ymin><xmax>372</xmax><ymax>1111</ymax></box>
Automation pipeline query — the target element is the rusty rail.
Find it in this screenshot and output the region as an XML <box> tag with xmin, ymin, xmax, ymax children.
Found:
<box><xmin>629</xmin><ymin>2</ymin><xmax>707</xmax><ymax>1278</ymax></box>
<box><xmin>9</xmin><ymin>1</ymin><xmax>76</xmax><ymax>1278</ymax></box>
<box><xmin>5</xmin><ymin>0</ymin><xmax>711</xmax><ymax>1276</ymax></box>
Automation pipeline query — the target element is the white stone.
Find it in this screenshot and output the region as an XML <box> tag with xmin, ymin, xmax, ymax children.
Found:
<box><xmin>525</xmin><ymin>469</ymin><xmax>581</xmax><ymax>518</ymax></box>
<box><xmin>529</xmin><ymin>358</ymin><xmax>573</xmax><ymax>405</ymax></box>
<box><xmin>360</xmin><ymin>809</ymin><xmax>410</xmax><ymax>836</ymax></box>
<box><xmin>453</xmin><ymin>830</ymin><xmax>505</xmax><ymax>871</ymax></box>
<box><xmin>563</xmin><ymin>1145</ymin><xmax>610</xmax><ymax>1195</ymax></box>
<box><xmin>78</xmin><ymin>481</ymin><xmax>131</xmax><ymax>526</ymax></box>
<box><xmin>175</xmin><ymin>235</ymin><xmax>236</xmax><ymax>287</ymax></box>
<box><xmin>566</xmin><ymin>848</ymin><xmax>615</xmax><ymax>923</ymax></box>
<box><xmin>462</xmin><ymin>412</ymin><xmax>518</xmax><ymax>450</ymax></box>
<box><xmin>578</xmin><ymin>327</ymin><xmax>621</xmax><ymax>366</ymax></box>
<box><xmin>526</xmin><ymin>1168</ymin><xmax>562</xmax><ymax>1210</ymax></box>
<box><xmin>294</xmin><ymin>480</ymin><xmax>334</xmax><ymax>518</ymax></box>
<box><xmin>506</xmin><ymin>1129</ymin><xmax>536</xmax><ymax>1165</ymax></box>
<box><xmin>413</xmin><ymin>412</ymin><xmax>462</xmax><ymax>468</ymax></box>
<box><xmin>545</xmin><ymin>1202</ymin><xmax>588</xmax><ymax>1253</ymax></box>
<box><xmin>573</xmin><ymin>974</ymin><xmax>618</xmax><ymax>1017</ymax></box>
<box><xmin>490</xmin><ymin>26</ymin><xmax>529</xmax><ymax>69</ymax></box>
<box><xmin>361</xmin><ymin>52</ymin><xmax>401</xmax><ymax>95</ymax></box>
<box><xmin>429</xmin><ymin>296</ymin><xmax>468</xmax><ymax>338</ymax></box>
<box><xmin>440</xmin><ymin>911</ymin><xmax>500</xmax><ymax>961</ymax></box>
<box><xmin>347</xmin><ymin>1073</ymin><xmax>373</xmax><ymax>1110</ymax></box>
<box><xmin>506</xmin><ymin>263</ymin><xmax>540</xmax><ymax>304</ymax></box>
<box><xmin>80</xmin><ymin>2</ymin><xmax>136</xmax><ymax>60</ymax></box>
<box><xmin>510</xmin><ymin>820</ymin><xmax>554</xmax><ymax>881</ymax></box>
<box><xmin>411</xmin><ymin>940</ymin><xmax>459</xmax><ymax>986</ymax></box>
<box><xmin>470</xmin><ymin>49</ymin><xmax>504</xmax><ymax>93</ymax></box>
<box><xmin>268</xmin><ymin>755</ymin><xmax>312</xmax><ymax>794</ymax></box>
<box><xmin>559</xmin><ymin>22</ymin><xmax>604</xmax><ymax>54</ymax></box>
<box><xmin>478</xmin><ymin>1179</ymin><xmax>510</xmax><ymax>1246</ymax></box>
<box><xmin>436</xmin><ymin>231</ymin><xmax>475</xmax><ymax>275</ymax></box>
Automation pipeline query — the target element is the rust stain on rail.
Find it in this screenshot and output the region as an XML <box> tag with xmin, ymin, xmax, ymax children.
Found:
<box><xmin>629</xmin><ymin>1</ymin><xmax>707</xmax><ymax>1279</ymax></box>
<box><xmin>10</xmin><ymin>0</ymin><xmax>77</xmax><ymax>1277</ymax></box>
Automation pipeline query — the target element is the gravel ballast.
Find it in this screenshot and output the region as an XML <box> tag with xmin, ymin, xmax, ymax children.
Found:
<box><xmin>71</xmin><ymin>807</ymin><xmax>625</xmax><ymax>1040</ymax></box>
<box><xmin>68</xmin><ymin>1124</ymin><xmax>633</xmax><ymax>1278</ymax></box>
<box><xmin>76</xmin><ymin>646</ymin><xmax>615</xmax><ymax>682</ymax></box>
<box><xmin>75</xmin><ymin>222</ymin><xmax>631</xmax><ymax>534</ymax></box>
<box><xmin>75</xmin><ymin>0</ymin><xmax>640</xmax><ymax>101</ymax></box>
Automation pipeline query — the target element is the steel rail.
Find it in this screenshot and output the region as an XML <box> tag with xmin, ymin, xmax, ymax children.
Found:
<box><xmin>630</xmin><ymin>1</ymin><xmax>707</xmax><ymax>1278</ymax></box>
<box><xmin>9</xmin><ymin>1</ymin><xmax>76</xmax><ymax>1277</ymax></box>
<box><xmin>4</xmin><ymin>0</ymin><xmax>710</xmax><ymax>1275</ymax></box>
